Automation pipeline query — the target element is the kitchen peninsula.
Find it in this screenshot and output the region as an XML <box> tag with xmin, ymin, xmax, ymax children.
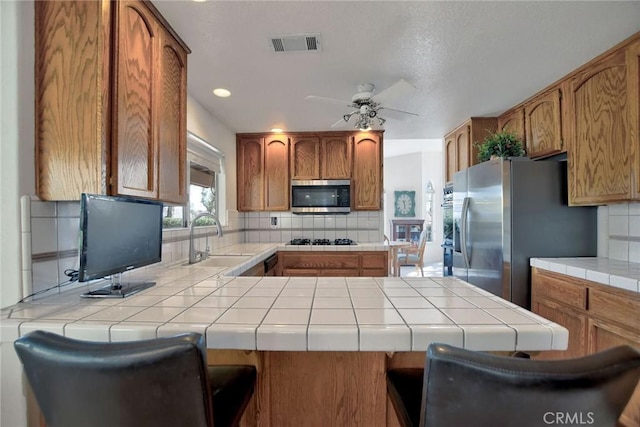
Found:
<box><xmin>2</xmin><ymin>243</ymin><xmax>569</xmax><ymax>426</ymax></box>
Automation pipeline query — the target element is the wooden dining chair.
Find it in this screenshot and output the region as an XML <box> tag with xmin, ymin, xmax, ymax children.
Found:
<box><xmin>397</xmin><ymin>230</ymin><xmax>428</xmax><ymax>276</ymax></box>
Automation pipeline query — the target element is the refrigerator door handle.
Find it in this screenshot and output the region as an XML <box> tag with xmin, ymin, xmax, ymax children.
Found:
<box><xmin>461</xmin><ymin>196</ymin><xmax>470</xmax><ymax>268</ymax></box>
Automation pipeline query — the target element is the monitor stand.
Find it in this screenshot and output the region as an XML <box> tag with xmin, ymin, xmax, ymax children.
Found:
<box><xmin>81</xmin><ymin>273</ymin><xmax>155</xmax><ymax>298</ymax></box>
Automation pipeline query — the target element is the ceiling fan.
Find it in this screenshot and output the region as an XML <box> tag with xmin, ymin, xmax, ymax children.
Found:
<box><xmin>305</xmin><ymin>79</ymin><xmax>419</xmax><ymax>130</ymax></box>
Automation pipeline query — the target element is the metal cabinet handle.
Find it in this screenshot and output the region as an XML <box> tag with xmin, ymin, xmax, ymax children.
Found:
<box><xmin>461</xmin><ymin>197</ymin><xmax>470</xmax><ymax>268</ymax></box>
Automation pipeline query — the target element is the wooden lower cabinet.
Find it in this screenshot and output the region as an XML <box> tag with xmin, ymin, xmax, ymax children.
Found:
<box><xmin>278</xmin><ymin>251</ymin><xmax>388</xmax><ymax>277</ymax></box>
<box><xmin>206</xmin><ymin>350</ymin><xmax>422</xmax><ymax>427</ymax></box>
<box><xmin>532</xmin><ymin>298</ymin><xmax>587</xmax><ymax>361</ymax></box>
<box><xmin>531</xmin><ymin>268</ymin><xmax>640</xmax><ymax>426</ymax></box>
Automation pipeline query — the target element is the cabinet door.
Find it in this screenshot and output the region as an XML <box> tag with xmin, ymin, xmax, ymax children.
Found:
<box><xmin>113</xmin><ymin>0</ymin><xmax>158</xmax><ymax>199</ymax></box>
<box><xmin>237</xmin><ymin>138</ymin><xmax>264</xmax><ymax>211</ymax></box>
<box><xmin>290</xmin><ymin>136</ymin><xmax>319</xmax><ymax>180</ymax></box>
<box><xmin>321</xmin><ymin>136</ymin><xmax>352</xmax><ymax>179</ymax></box>
<box><xmin>444</xmin><ymin>135</ymin><xmax>456</xmax><ymax>183</ymax></box>
<box><xmin>627</xmin><ymin>40</ymin><xmax>640</xmax><ymax>200</ymax></box>
<box><xmin>588</xmin><ymin>318</ymin><xmax>640</xmax><ymax>427</ymax></box>
<box><xmin>532</xmin><ymin>297</ymin><xmax>587</xmax><ymax>360</ymax></box>
<box><xmin>353</xmin><ymin>132</ymin><xmax>382</xmax><ymax>210</ymax></box>
<box><xmin>525</xmin><ymin>88</ymin><xmax>563</xmax><ymax>159</ymax></box>
<box><xmin>35</xmin><ymin>0</ymin><xmax>111</xmax><ymax>200</ymax></box>
<box><xmin>264</xmin><ymin>136</ymin><xmax>290</xmax><ymax>211</ymax></box>
<box><xmin>157</xmin><ymin>28</ymin><xmax>187</xmax><ymax>204</ymax></box>
<box><xmin>567</xmin><ymin>48</ymin><xmax>632</xmax><ymax>205</ymax></box>
<box><xmin>498</xmin><ymin>108</ymin><xmax>526</xmax><ymax>151</ymax></box>
<box><xmin>455</xmin><ymin>126</ymin><xmax>471</xmax><ymax>172</ymax></box>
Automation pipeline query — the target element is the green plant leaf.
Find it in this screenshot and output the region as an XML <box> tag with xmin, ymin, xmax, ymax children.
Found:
<box><xmin>475</xmin><ymin>129</ymin><xmax>525</xmax><ymax>162</ymax></box>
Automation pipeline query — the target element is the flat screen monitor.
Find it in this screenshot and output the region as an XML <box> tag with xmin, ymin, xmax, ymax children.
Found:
<box><xmin>79</xmin><ymin>193</ymin><xmax>163</xmax><ymax>298</ymax></box>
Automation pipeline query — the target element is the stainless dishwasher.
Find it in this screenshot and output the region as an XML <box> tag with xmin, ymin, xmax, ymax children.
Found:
<box><xmin>264</xmin><ymin>254</ymin><xmax>278</xmax><ymax>276</ymax></box>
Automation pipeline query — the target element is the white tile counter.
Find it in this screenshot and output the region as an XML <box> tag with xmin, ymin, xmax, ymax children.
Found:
<box><xmin>2</xmin><ymin>247</ymin><xmax>570</xmax><ymax>427</ymax></box>
<box><xmin>2</xmin><ymin>266</ymin><xmax>567</xmax><ymax>353</ymax></box>
<box><xmin>531</xmin><ymin>257</ymin><xmax>640</xmax><ymax>294</ymax></box>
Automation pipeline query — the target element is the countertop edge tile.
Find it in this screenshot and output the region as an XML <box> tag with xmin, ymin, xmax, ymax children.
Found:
<box><xmin>531</xmin><ymin>257</ymin><xmax>640</xmax><ymax>294</ymax></box>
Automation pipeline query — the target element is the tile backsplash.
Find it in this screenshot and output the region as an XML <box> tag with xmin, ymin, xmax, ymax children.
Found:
<box><xmin>20</xmin><ymin>196</ymin><xmax>244</xmax><ymax>300</ymax></box>
<box><xmin>599</xmin><ymin>202</ymin><xmax>640</xmax><ymax>263</ymax></box>
<box><xmin>243</xmin><ymin>211</ymin><xmax>384</xmax><ymax>244</ymax></box>
<box><xmin>20</xmin><ymin>194</ymin><xmax>385</xmax><ymax>300</ymax></box>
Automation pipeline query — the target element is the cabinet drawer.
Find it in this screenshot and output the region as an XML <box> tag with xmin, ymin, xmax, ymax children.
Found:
<box><xmin>588</xmin><ymin>287</ymin><xmax>640</xmax><ymax>330</ymax></box>
<box><xmin>281</xmin><ymin>253</ymin><xmax>360</xmax><ymax>269</ymax></box>
<box><xmin>534</xmin><ymin>270</ymin><xmax>587</xmax><ymax>310</ymax></box>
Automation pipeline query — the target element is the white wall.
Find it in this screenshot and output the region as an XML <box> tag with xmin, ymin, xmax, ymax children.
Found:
<box><xmin>1</xmin><ymin>0</ymin><xmax>34</xmax><ymax>308</ymax></box>
<box><xmin>186</xmin><ymin>95</ymin><xmax>237</xmax><ymax>220</ymax></box>
<box><xmin>383</xmin><ymin>149</ymin><xmax>443</xmax><ymax>263</ymax></box>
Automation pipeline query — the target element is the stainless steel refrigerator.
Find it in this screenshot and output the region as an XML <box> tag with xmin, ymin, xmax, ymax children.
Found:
<box><xmin>452</xmin><ymin>158</ymin><xmax>596</xmax><ymax>309</ymax></box>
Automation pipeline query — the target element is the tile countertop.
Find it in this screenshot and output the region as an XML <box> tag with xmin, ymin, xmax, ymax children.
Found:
<box><xmin>1</xmin><ymin>243</ymin><xmax>568</xmax><ymax>353</ymax></box>
<box><xmin>530</xmin><ymin>257</ymin><xmax>640</xmax><ymax>294</ymax></box>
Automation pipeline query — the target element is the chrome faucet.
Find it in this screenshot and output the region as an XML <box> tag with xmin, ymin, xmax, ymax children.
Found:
<box><xmin>189</xmin><ymin>212</ymin><xmax>223</xmax><ymax>264</ymax></box>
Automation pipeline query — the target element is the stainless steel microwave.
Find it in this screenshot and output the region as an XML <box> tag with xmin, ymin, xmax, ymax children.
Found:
<box><xmin>291</xmin><ymin>180</ymin><xmax>351</xmax><ymax>214</ymax></box>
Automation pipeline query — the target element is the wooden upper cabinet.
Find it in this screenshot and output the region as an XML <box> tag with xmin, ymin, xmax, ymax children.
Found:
<box><xmin>237</xmin><ymin>137</ymin><xmax>264</xmax><ymax>211</ymax></box>
<box><xmin>238</xmin><ymin>131</ymin><xmax>375</xmax><ymax>212</ymax></box>
<box><xmin>237</xmin><ymin>135</ymin><xmax>290</xmax><ymax>211</ymax></box>
<box><xmin>113</xmin><ymin>0</ymin><xmax>157</xmax><ymax>199</ymax></box>
<box><xmin>290</xmin><ymin>135</ymin><xmax>351</xmax><ymax>180</ymax></box>
<box><xmin>455</xmin><ymin>125</ymin><xmax>471</xmax><ymax>172</ymax></box>
<box><xmin>524</xmin><ymin>88</ymin><xmax>564</xmax><ymax>159</ymax></box>
<box><xmin>157</xmin><ymin>26</ymin><xmax>188</xmax><ymax>204</ymax></box>
<box><xmin>35</xmin><ymin>0</ymin><xmax>190</xmax><ymax>202</ymax></box>
<box><xmin>444</xmin><ymin>135</ymin><xmax>456</xmax><ymax>183</ymax></box>
<box><xmin>264</xmin><ymin>136</ymin><xmax>290</xmax><ymax>211</ymax></box>
<box><xmin>290</xmin><ymin>137</ymin><xmax>320</xmax><ymax>180</ymax></box>
<box><xmin>567</xmin><ymin>47</ymin><xmax>633</xmax><ymax>205</ymax></box>
<box><xmin>497</xmin><ymin>108</ymin><xmax>525</xmax><ymax>150</ymax></box>
<box><xmin>628</xmin><ymin>40</ymin><xmax>640</xmax><ymax>202</ymax></box>
<box><xmin>352</xmin><ymin>132</ymin><xmax>383</xmax><ymax>210</ymax></box>
<box><xmin>321</xmin><ymin>136</ymin><xmax>351</xmax><ymax>179</ymax></box>
<box><xmin>443</xmin><ymin>118</ymin><xmax>497</xmax><ymax>184</ymax></box>
<box><xmin>35</xmin><ymin>0</ymin><xmax>112</xmax><ymax>200</ymax></box>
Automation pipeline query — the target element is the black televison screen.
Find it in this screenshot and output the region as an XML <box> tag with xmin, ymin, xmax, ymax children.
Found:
<box><xmin>78</xmin><ymin>194</ymin><xmax>163</xmax><ymax>282</ymax></box>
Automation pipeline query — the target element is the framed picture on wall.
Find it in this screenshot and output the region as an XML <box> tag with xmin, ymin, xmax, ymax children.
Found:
<box><xmin>394</xmin><ymin>190</ymin><xmax>416</xmax><ymax>217</ymax></box>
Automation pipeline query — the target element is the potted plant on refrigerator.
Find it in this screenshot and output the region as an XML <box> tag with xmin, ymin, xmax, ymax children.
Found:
<box><xmin>475</xmin><ymin>130</ymin><xmax>526</xmax><ymax>162</ymax></box>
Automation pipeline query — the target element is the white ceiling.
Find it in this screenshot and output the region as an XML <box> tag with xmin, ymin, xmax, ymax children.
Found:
<box><xmin>154</xmin><ymin>1</ymin><xmax>640</xmax><ymax>140</ymax></box>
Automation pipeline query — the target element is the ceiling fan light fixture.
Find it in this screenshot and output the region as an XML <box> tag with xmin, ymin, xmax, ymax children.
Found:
<box><xmin>213</xmin><ymin>88</ymin><xmax>231</xmax><ymax>97</ymax></box>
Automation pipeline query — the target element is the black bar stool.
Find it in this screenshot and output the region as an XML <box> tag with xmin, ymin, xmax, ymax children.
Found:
<box><xmin>14</xmin><ymin>331</ymin><xmax>256</xmax><ymax>427</ymax></box>
<box><xmin>387</xmin><ymin>343</ymin><xmax>640</xmax><ymax>427</ymax></box>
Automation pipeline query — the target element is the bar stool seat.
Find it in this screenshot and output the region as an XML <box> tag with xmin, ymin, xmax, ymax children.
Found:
<box><xmin>387</xmin><ymin>343</ymin><xmax>640</xmax><ymax>427</ymax></box>
<box><xmin>14</xmin><ymin>331</ymin><xmax>256</xmax><ymax>427</ymax></box>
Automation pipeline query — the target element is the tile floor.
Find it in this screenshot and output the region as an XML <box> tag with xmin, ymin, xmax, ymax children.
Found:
<box><xmin>399</xmin><ymin>261</ymin><xmax>445</xmax><ymax>278</ymax></box>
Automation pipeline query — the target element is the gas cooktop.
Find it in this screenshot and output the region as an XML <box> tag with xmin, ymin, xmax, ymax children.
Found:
<box><xmin>288</xmin><ymin>238</ymin><xmax>357</xmax><ymax>246</ymax></box>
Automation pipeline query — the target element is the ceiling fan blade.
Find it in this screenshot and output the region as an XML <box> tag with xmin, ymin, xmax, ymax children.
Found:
<box><xmin>371</xmin><ymin>79</ymin><xmax>416</xmax><ymax>105</ymax></box>
<box><xmin>377</xmin><ymin>106</ymin><xmax>419</xmax><ymax>121</ymax></box>
<box><xmin>305</xmin><ymin>95</ymin><xmax>352</xmax><ymax>108</ymax></box>
<box><xmin>330</xmin><ymin>117</ymin><xmax>350</xmax><ymax>128</ymax></box>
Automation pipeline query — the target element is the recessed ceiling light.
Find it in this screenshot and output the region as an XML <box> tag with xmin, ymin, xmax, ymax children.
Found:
<box><xmin>192</xmin><ymin>0</ymin><xmax>208</xmax><ymax>3</ymax></box>
<box><xmin>271</xmin><ymin>128</ymin><xmax>284</xmax><ymax>133</ymax></box>
<box><xmin>213</xmin><ymin>88</ymin><xmax>231</xmax><ymax>98</ymax></box>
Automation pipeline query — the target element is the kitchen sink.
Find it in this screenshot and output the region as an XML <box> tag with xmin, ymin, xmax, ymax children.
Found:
<box><xmin>186</xmin><ymin>255</ymin><xmax>252</xmax><ymax>268</ymax></box>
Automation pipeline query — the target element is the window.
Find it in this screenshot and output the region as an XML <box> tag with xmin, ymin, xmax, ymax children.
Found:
<box><xmin>424</xmin><ymin>180</ymin><xmax>434</xmax><ymax>242</ymax></box>
<box><xmin>162</xmin><ymin>132</ymin><xmax>225</xmax><ymax>228</ymax></box>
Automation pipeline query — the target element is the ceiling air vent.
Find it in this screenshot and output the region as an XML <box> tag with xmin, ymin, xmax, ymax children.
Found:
<box><xmin>269</xmin><ymin>33</ymin><xmax>322</xmax><ymax>53</ymax></box>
